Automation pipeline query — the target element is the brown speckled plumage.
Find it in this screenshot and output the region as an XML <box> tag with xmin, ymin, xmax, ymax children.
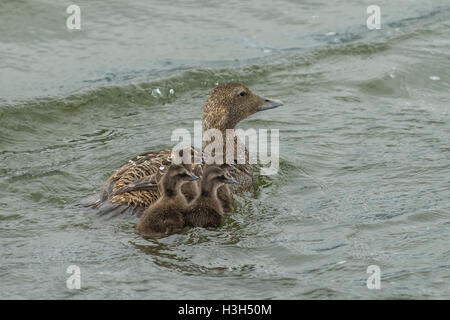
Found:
<box><xmin>86</xmin><ymin>83</ymin><xmax>282</xmax><ymax>217</ymax></box>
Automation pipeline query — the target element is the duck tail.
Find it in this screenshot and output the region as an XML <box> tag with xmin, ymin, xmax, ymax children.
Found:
<box><xmin>77</xmin><ymin>194</ymin><xmax>102</xmax><ymax>209</ymax></box>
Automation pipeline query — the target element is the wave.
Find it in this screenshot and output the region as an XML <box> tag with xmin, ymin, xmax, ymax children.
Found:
<box><xmin>1</xmin><ymin>4</ymin><xmax>448</xmax><ymax>114</ymax></box>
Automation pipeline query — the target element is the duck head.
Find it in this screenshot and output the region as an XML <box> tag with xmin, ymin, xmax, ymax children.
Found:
<box><xmin>202</xmin><ymin>82</ymin><xmax>283</xmax><ymax>132</ymax></box>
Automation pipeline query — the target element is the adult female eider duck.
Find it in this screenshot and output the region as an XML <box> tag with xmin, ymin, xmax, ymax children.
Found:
<box><xmin>88</xmin><ymin>82</ymin><xmax>282</xmax><ymax>217</ymax></box>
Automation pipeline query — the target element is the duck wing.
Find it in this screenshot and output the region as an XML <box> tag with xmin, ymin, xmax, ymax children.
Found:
<box><xmin>111</xmin><ymin>174</ymin><xmax>159</xmax><ymax>196</ymax></box>
<box><xmin>84</xmin><ymin>150</ymin><xmax>172</xmax><ymax>217</ymax></box>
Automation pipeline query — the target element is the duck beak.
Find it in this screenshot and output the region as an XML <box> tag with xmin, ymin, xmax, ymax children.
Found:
<box><xmin>258</xmin><ymin>97</ymin><xmax>283</xmax><ymax>112</ymax></box>
<box><xmin>221</xmin><ymin>164</ymin><xmax>236</xmax><ymax>172</ymax></box>
<box><xmin>224</xmin><ymin>176</ymin><xmax>236</xmax><ymax>184</ymax></box>
<box><xmin>189</xmin><ymin>174</ymin><xmax>199</xmax><ymax>181</ymax></box>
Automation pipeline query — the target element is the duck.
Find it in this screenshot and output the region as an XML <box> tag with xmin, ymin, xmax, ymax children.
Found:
<box><xmin>136</xmin><ymin>164</ymin><xmax>198</xmax><ymax>238</ymax></box>
<box><xmin>184</xmin><ymin>165</ymin><xmax>235</xmax><ymax>228</ymax></box>
<box><xmin>87</xmin><ymin>82</ymin><xmax>282</xmax><ymax>217</ymax></box>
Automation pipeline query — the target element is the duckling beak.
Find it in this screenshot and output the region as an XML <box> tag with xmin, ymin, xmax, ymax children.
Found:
<box><xmin>224</xmin><ymin>176</ymin><xmax>236</xmax><ymax>184</ymax></box>
<box><xmin>189</xmin><ymin>174</ymin><xmax>199</xmax><ymax>181</ymax></box>
<box><xmin>258</xmin><ymin>97</ymin><xmax>283</xmax><ymax>112</ymax></box>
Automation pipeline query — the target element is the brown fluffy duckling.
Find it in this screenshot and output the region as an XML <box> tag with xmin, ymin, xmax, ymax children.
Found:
<box><xmin>214</xmin><ymin>164</ymin><xmax>235</xmax><ymax>213</ymax></box>
<box><xmin>137</xmin><ymin>165</ymin><xmax>198</xmax><ymax>237</ymax></box>
<box><xmin>186</xmin><ymin>163</ymin><xmax>234</xmax><ymax>213</ymax></box>
<box><xmin>183</xmin><ymin>165</ymin><xmax>235</xmax><ymax>228</ymax></box>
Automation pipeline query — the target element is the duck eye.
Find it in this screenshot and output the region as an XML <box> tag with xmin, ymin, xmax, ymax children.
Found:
<box><xmin>239</xmin><ymin>91</ymin><xmax>247</xmax><ymax>97</ymax></box>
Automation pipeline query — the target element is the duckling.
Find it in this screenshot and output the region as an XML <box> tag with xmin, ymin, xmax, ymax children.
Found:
<box><xmin>87</xmin><ymin>83</ymin><xmax>282</xmax><ymax>216</ymax></box>
<box><xmin>215</xmin><ymin>164</ymin><xmax>235</xmax><ymax>213</ymax></box>
<box><xmin>183</xmin><ymin>165</ymin><xmax>235</xmax><ymax>228</ymax></box>
<box><xmin>182</xmin><ymin>163</ymin><xmax>234</xmax><ymax>213</ymax></box>
<box><xmin>137</xmin><ymin>165</ymin><xmax>198</xmax><ymax>238</ymax></box>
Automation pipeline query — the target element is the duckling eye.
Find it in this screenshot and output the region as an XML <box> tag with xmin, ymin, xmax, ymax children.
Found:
<box><xmin>239</xmin><ymin>91</ymin><xmax>247</xmax><ymax>97</ymax></box>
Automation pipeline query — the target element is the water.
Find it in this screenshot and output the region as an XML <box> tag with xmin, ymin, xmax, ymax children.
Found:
<box><xmin>1</xmin><ymin>0</ymin><xmax>449</xmax><ymax>299</ymax></box>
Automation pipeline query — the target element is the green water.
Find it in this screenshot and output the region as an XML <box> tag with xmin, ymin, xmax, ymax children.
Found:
<box><xmin>0</xmin><ymin>0</ymin><xmax>449</xmax><ymax>299</ymax></box>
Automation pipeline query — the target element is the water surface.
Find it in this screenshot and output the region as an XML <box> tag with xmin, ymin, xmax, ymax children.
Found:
<box><xmin>0</xmin><ymin>0</ymin><xmax>449</xmax><ymax>299</ymax></box>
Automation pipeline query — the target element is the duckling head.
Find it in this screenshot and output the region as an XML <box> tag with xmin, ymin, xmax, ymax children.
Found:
<box><xmin>202</xmin><ymin>82</ymin><xmax>283</xmax><ymax>132</ymax></box>
<box><xmin>160</xmin><ymin>164</ymin><xmax>199</xmax><ymax>197</ymax></box>
<box><xmin>201</xmin><ymin>165</ymin><xmax>235</xmax><ymax>196</ymax></box>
